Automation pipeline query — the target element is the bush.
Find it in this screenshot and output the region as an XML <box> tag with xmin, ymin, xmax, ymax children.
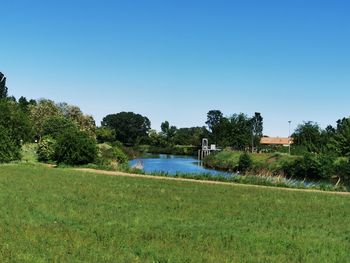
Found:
<box><xmin>96</xmin><ymin>143</ymin><xmax>128</xmax><ymax>166</ymax></box>
<box><xmin>238</xmin><ymin>152</ymin><xmax>252</xmax><ymax>173</ymax></box>
<box><xmin>54</xmin><ymin>130</ymin><xmax>97</xmax><ymax>165</ymax></box>
<box><xmin>335</xmin><ymin>158</ymin><xmax>350</xmax><ymax>178</ymax></box>
<box><xmin>285</xmin><ymin>153</ymin><xmax>335</xmax><ymax>179</ymax></box>
<box><xmin>0</xmin><ymin>126</ymin><xmax>20</xmax><ymax>163</ymax></box>
<box><xmin>37</xmin><ymin>136</ymin><xmax>56</xmax><ymax>162</ymax></box>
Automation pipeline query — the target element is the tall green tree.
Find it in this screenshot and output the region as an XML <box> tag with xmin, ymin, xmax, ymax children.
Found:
<box><xmin>29</xmin><ymin>99</ymin><xmax>62</xmax><ymax>139</ymax></box>
<box><xmin>292</xmin><ymin>121</ymin><xmax>323</xmax><ymax>153</ymax></box>
<box><xmin>101</xmin><ymin>112</ymin><xmax>151</xmax><ymax>145</ymax></box>
<box><xmin>0</xmin><ymin>99</ymin><xmax>33</xmax><ymax>162</ymax></box>
<box><xmin>250</xmin><ymin>112</ymin><xmax>263</xmax><ymax>151</ymax></box>
<box><xmin>0</xmin><ymin>99</ymin><xmax>33</xmax><ymax>143</ymax></box>
<box><xmin>330</xmin><ymin>117</ymin><xmax>350</xmax><ymax>157</ymax></box>
<box><xmin>229</xmin><ymin>113</ymin><xmax>252</xmax><ymax>150</ymax></box>
<box><xmin>57</xmin><ymin>103</ymin><xmax>96</xmax><ymax>136</ymax></box>
<box><xmin>173</xmin><ymin>127</ymin><xmax>208</xmax><ymax>146</ymax></box>
<box><xmin>161</xmin><ymin>121</ymin><xmax>177</xmax><ymax>144</ymax></box>
<box><xmin>42</xmin><ymin>116</ymin><xmax>78</xmax><ymax>139</ymax></box>
<box><xmin>0</xmin><ymin>72</ymin><xmax>8</xmax><ymax>99</ymax></box>
<box><xmin>206</xmin><ymin>110</ymin><xmax>223</xmax><ymax>144</ymax></box>
<box><xmin>0</xmin><ymin>126</ymin><xmax>20</xmax><ymax>163</ymax></box>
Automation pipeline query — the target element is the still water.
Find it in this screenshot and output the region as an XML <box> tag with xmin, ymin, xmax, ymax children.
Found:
<box><xmin>129</xmin><ymin>154</ymin><xmax>229</xmax><ymax>176</ymax></box>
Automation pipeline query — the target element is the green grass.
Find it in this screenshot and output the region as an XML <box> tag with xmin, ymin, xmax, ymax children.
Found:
<box><xmin>0</xmin><ymin>164</ymin><xmax>349</xmax><ymax>262</ymax></box>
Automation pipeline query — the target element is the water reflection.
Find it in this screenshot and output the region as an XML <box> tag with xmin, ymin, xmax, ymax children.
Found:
<box><xmin>129</xmin><ymin>154</ymin><xmax>229</xmax><ymax>176</ymax></box>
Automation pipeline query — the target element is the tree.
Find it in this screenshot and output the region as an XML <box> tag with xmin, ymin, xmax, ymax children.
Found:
<box><xmin>206</xmin><ymin>110</ymin><xmax>223</xmax><ymax>144</ymax></box>
<box><xmin>228</xmin><ymin>113</ymin><xmax>252</xmax><ymax>150</ymax></box>
<box><xmin>292</xmin><ymin>122</ymin><xmax>323</xmax><ymax>153</ymax></box>
<box><xmin>0</xmin><ymin>72</ymin><xmax>8</xmax><ymax>99</ymax></box>
<box><xmin>58</xmin><ymin>103</ymin><xmax>96</xmax><ymax>136</ymax></box>
<box><xmin>29</xmin><ymin>99</ymin><xmax>62</xmax><ymax>139</ymax></box>
<box><xmin>101</xmin><ymin>112</ymin><xmax>151</xmax><ymax>145</ymax></box>
<box><xmin>0</xmin><ymin>125</ymin><xmax>20</xmax><ymax>163</ymax></box>
<box><xmin>250</xmin><ymin>112</ymin><xmax>263</xmax><ymax>152</ymax></box>
<box><xmin>42</xmin><ymin>116</ymin><xmax>78</xmax><ymax>139</ymax></box>
<box><xmin>148</xmin><ymin>129</ymin><xmax>169</xmax><ymax>147</ymax></box>
<box><xmin>330</xmin><ymin>117</ymin><xmax>350</xmax><ymax>157</ymax></box>
<box><xmin>173</xmin><ymin>126</ymin><xmax>208</xmax><ymax>146</ymax></box>
<box><xmin>18</xmin><ymin>96</ymin><xmax>36</xmax><ymax>113</ymax></box>
<box><xmin>161</xmin><ymin>121</ymin><xmax>177</xmax><ymax>144</ymax></box>
<box><xmin>95</xmin><ymin>127</ymin><xmax>116</xmax><ymax>143</ymax></box>
<box><xmin>0</xmin><ymin>99</ymin><xmax>33</xmax><ymax>143</ymax></box>
<box><xmin>0</xmin><ymin>95</ymin><xmax>32</xmax><ymax>162</ymax></box>
<box><xmin>54</xmin><ymin>130</ymin><xmax>97</xmax><ymax>165</ymax></box>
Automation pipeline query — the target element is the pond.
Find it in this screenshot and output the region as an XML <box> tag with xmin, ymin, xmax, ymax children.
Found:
<box><xmin>129</xmin><ymin>154</ymin><xmax>229</xmax><ymax>176</ymax></box>
<box><xmin>128</xmin><ymin>154</ymin><xmax>343</xmax><ymax>191</ymax></box>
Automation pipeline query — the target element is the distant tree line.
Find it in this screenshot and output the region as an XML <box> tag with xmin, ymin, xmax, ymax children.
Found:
<box><xmin>292</xmin><ymin>120</ymin><xmax>350</xmax><ymax>157</ymax></box>
<box><xmin>1</xmin><ymin>71</ymin><xmax>349</xmax><ymax>180</ymax></box>
<box><xmin>0</xmin><ymin>72</ymin><xmax>97</xmax><ymax>164</ymax></box>
<box><xmin>206</xmin><ymin>110</ymin><xmax>263</xmax><ymax>151</ymax></box>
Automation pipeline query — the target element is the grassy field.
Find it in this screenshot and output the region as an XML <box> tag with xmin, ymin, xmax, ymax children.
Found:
<box><xmin>0</xmin><ymin>164</ymin><xmax>349</xmax><ymax>262</ymax></box>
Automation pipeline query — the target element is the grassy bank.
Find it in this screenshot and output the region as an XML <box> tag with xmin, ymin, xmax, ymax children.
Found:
<box><xmin>203</xmin><ymin>150</ymin><xmax>350</xmax><ymax>186</ymax></box>
<box><xmin>0</xmin><ymin>164</ymin><xmax>349</xmax><ymax>262</ymax></box>
<box><xmin>203</xmin><ymin>150</ymin><xmax>297</xmax><ymax>173</ymax></box>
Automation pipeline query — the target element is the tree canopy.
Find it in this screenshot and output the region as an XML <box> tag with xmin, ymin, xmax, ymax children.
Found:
<box><xmin>101</xmin><ymin>112</ymin><xmax>151</xmax><ymax>145</ymax></box>
<box><xmin>205</xmin><ymin>110</ymin><xmax>263</xmax><ymax>151</ymax></box>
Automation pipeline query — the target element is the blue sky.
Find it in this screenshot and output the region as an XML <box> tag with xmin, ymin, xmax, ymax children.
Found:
<box><xmin>1</xmin><ymin>0</ymin><xmax>349</xmax><ymax>136</ymax></box>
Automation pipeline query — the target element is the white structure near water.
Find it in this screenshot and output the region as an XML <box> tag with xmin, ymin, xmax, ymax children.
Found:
<box><xmin>198</xmin><ymin>138</ymin><xmax>220</xmax><ymax>160</ymax></box>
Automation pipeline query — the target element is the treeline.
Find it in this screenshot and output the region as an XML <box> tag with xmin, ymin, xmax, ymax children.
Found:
<box><xmin>205</xmin><ymin>110</ymin><xmax>263</xmax><ymax>151</ymax></box>
<box><xmin>292</xmin><ymin>121</ymin><xmax>350</xmax><ymax>157</ymax></box>
<box><xmin>99</xmin><ymin>113</ymin><xmax>208</xmax><ymax>148</ymax></box>
<box><xmin>0</xmin><ymin>72</ymin><xmax>107</xmax><ymax>165</ymax></box>
<box><xmin>1</xmin><ymin>70</ymin><xmax>349</xmax><ymax>181</ymax></box>
<box><xmin>0</xmin><ymin>72</ymin><xmax>267</xmax><ymax>165</ymax></box>
<box><xmin>204</xmin><ymin>119</ymin><xmax>350</xmax><ymax>181</ymax></box>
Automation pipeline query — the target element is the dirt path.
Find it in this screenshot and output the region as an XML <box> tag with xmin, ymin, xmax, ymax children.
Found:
<box><xmin>74</xmin><ymin>168</ymin><xmax>350</xmax><ymax>196</ymax></box>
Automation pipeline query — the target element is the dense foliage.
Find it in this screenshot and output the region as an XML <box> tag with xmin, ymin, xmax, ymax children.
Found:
<box><xmin>96</xmin><ymin>143</ymin><xmax>128</xmax><ymax>166</ymax></box>
<box><xmin>42</xmin><ymin>116</ymin><xmax>77</xmax><ymax>139</ymax></box>
<box><xmin>206</xmin><ymin>110</ymin><xmax>263</xmax><ymax>151</ymax></box>
<box><xmin>37</xmin><ymin>136</ymin><xmax>56</xmax><ymax>162</ymax></box>
<box><xmin>0</xmin><ymin>71</ymin><xmax>349</xmax><ymax>181</ymax></box>
<box><xmin>96</xmin><ymin>127</ymin><xmax>116</xmax><ymax>143</ymax></box>
<box><xmin>101</xmin><ymin>112</ymin><xmax>151</xmax><ymax>145</ymax></box>
<box><xmin>0</xmin><ymin>126</ymin><xmax>20</xmax><ymax>163</ymax></box>
<box><xmin>54</xmin><ymin>130</ymin><xmax>97</xmax><ymax>165</ymax></box>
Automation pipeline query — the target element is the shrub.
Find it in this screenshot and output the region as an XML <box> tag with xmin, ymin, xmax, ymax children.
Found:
<box><xmin>37</xmin><ymin>136</ymin><xmax>56</xmax><ymax>162</ymax></box>
<box><xmin>285</xmin><ymin>153</ymin><xmax>335</xmax><ymax>179</ymax></box>
<box><xmin>0</xmin><ymin>126</ymin><xmax>20</xmax><ymax>163</ymax></box>
<box><xmin>96</xmin><ymin>143</ymin><xmax>128</xmax><ymax>166</ymax></box>
<box><xmin>54</xmin><ymin>130</ymin><xmax>97</xmax><ymax>165</ymax></box>
<box><xmin>335</xmin><ymin>158</ymin><xmax>350</xmax><ymax>178</ymax></box>
<box><xmin>238</xmin><ymin>152</ymin><xmax>252</xmax><ymax>173</ymax></box>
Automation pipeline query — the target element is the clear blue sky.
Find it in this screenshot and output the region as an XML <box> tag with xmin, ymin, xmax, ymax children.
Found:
<box><xmin>1</xmin><ymin>0</ymin><xmax>349</xmax><ymax>136</ymax></box>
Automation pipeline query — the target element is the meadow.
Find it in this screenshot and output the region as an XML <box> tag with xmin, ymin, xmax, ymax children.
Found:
<box><xmin>0</xmin><ymin>164</ymin><xmax>349</xmax><ymax>262</ymax></box>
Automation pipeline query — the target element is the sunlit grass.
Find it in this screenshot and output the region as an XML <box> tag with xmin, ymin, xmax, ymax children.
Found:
<box><xmin>0</xmin><ymin>164</ymin><xmax>349</xmax><ymax>262</ymax></box>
